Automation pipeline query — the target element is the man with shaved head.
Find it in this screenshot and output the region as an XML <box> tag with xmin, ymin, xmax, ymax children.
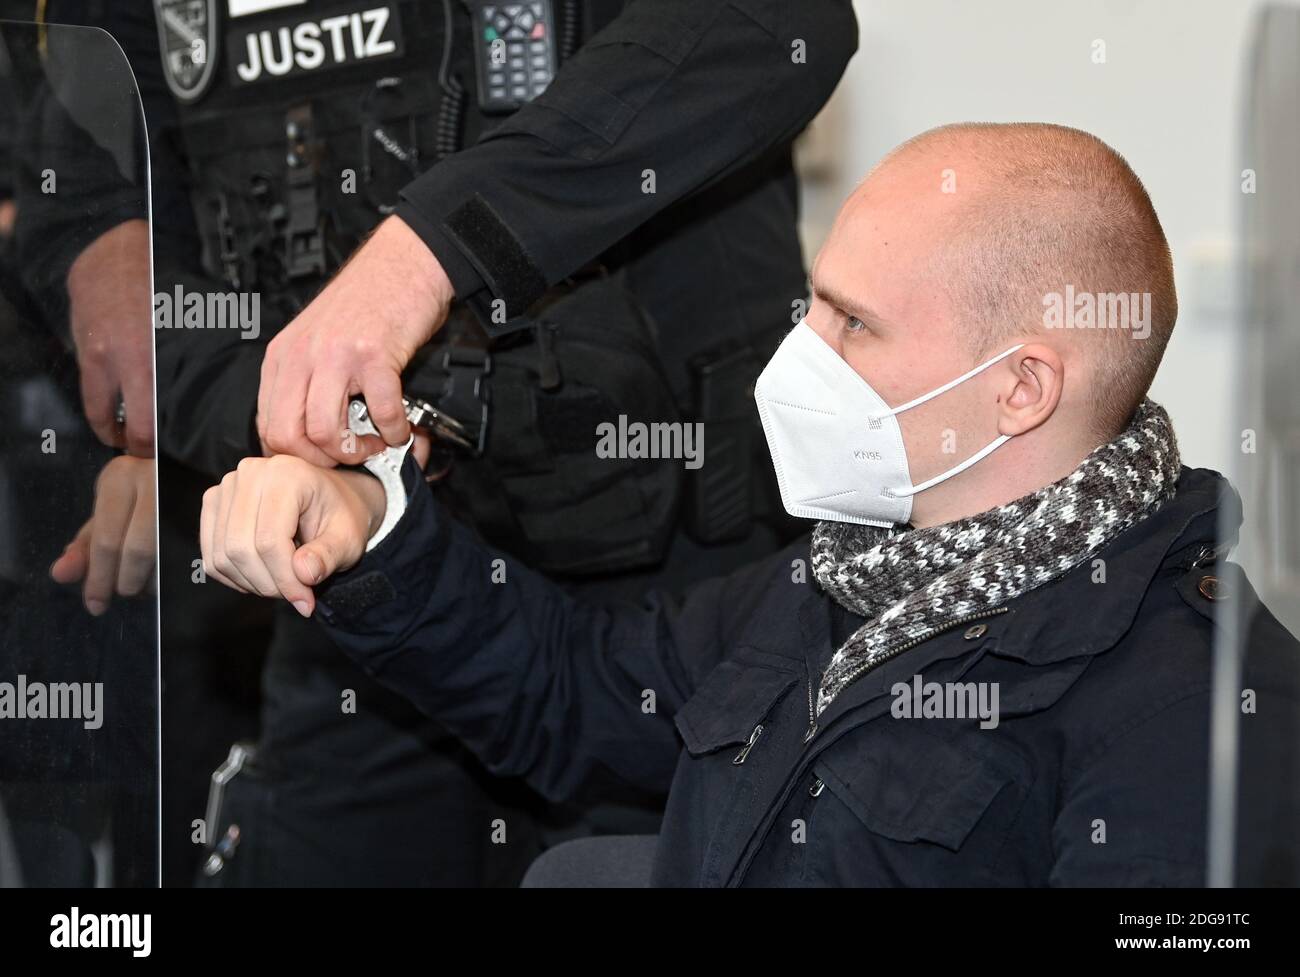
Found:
<box><xmin>798</xmin><ymin>122</ymin><xmax>1181</xmax><ymax>532</ymax></box>
<box><xmin>198</xmin><ymin>123</ymin><xmax>1299</xmax><ymax>886</ymax></box>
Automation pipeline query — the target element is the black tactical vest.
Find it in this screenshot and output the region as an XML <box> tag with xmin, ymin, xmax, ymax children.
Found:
<box><xmin>158</xmin><ymin>0</ymin><xmax>511</xmax><ymax>304</ymax></box>
<box><xmin>155</xmin><ymin>0</ymin><xmax>760</xmax><ymax>575</ymax></box>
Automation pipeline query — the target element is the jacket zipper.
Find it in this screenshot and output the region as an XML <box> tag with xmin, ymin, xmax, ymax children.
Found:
<box><xmin>732</xmin><ymin>723</ymin><xmax>764</xmax><ymax>765</ymax></box>
<box><xmin>801</xmin><ymin>605</ymin><xmax>1010</xmax><ymax>745</ymax></box>
<box><xmin>803</xmin><ymin>675</ymin><xmax>818</xmax><ymax>743</ymax></box>
<box><xmin>728</xmin><ymin>608</ymin><xmax>1011</xmax><ymax>885</ymax></box>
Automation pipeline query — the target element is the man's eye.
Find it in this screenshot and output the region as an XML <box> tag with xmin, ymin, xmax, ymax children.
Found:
<box><xmin>845</xmin><ymin>315</ymin><xmax>866</xmax><ymax>333</ymax></box>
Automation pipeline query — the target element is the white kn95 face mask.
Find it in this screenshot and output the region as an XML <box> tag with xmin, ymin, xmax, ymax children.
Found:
<box><xmin>753</xmin><ymin>319</ymin><xmax>1024</xmax><ymax>527</ymax></box>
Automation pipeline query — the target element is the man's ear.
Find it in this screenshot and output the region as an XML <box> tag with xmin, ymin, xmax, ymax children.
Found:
<box><xmin>996</xmin><ymin>343</ymin><xmax>1062</xmax><ymax>436</ymax></box>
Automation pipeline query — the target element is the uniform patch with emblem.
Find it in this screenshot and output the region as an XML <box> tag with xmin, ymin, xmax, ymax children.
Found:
<box><xmin>228</xmin><ymin>3</ymin><xmax>404</xmax><ymax>86</ymax></box>
<box><xmin>155</xmin><ymin>0</ymin><xmax>220</xmax><ymax>103</ymax></box>
<box><xmin>228</xmin><ymin>0</ymin><xmax>307</xmax><ymax>17</ymax></box>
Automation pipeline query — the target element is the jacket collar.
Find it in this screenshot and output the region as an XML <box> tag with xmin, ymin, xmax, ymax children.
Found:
<box><xmin>994</xmin><ymin>466</ymin><xmax>1236</xmax><ymax>663</ymax></box>
<box><xmin>793</xmin><ymin>466</ymin><xmax>1238</xmax><ymax>669</ymax></box>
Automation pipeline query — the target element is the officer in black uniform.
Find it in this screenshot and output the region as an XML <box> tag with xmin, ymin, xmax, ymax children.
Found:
<box><xmin>49</xmin><ymin>0</ymin><xmax>857</xmax><ymax>885</ymax></box>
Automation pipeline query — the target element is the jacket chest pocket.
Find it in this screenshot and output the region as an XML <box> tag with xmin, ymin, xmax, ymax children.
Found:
<box><xmin>804</xmin><ymin>723</ymin><xmax>1031</xmax><ymax>886</ymax></box>
<box><xmin>673</xmin><ymin>653</ymin><xmax>801</xmax><ymax>759</ymax></box>
<box><xmin>672</xmin><ymin>652</ymin><xmax>801</xmax><ymax>885</ymax></box>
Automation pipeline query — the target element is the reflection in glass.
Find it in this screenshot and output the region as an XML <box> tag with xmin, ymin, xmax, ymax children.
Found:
<box><xmin>0</xmin><ymin>20</ymin><xmax>157</xmax><ymax>887</ymax></box>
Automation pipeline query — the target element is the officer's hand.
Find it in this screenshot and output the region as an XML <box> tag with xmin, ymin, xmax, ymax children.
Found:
<box><xmin>200</xmin><ymin>455</ymin><xmax>388</xmax><ymax>617</ymax></box>
<box><xmin>257</xmin><ymin>215</ymin><xmax>454</xmax><ymax>466</ymax></box>
<box><xmin>66</xmin><ymin>219</ymin><xmax>155</xmax><ymax>457</ymax></box>
<box><xmin>51</xmin><ymin>454</ymin><xmax>156</xmax><ymax>615</ymax></box>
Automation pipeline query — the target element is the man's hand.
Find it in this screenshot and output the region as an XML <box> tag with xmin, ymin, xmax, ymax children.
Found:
<box><xmin>200</xmin><ymin>454</ymin><xmax>388</xmax><ymax>617</ymax></box>
<box><xmin>66</xmin><ymin>219</ymin><xmax>154</xmax><ymax>456</ymax></box>
<box><xmin>50</xmin><ymin>455</ymin><xmax>157</xmax><ymax>615</ymax></box>
<box><xmin>257</xmin><ymin>216</ymin><xmax>454</xmax><ymax>467</ymax></box>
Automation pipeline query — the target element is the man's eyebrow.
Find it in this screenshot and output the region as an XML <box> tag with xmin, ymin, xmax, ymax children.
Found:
<box><xmin>810</xmin><ymin>279</ymin><xmax>891</xmax><ymax>330</ymax></box>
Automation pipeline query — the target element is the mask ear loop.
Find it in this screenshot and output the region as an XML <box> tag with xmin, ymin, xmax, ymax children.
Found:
<box><xmin>869</xmin><ymin>343</ymin><xmax>1026</xmax><ymax>499</ymax></box>
<box><xmin>892</xmin><ymin>434</ymin><xmax>1013</xmax><ymax>497</ymax></box>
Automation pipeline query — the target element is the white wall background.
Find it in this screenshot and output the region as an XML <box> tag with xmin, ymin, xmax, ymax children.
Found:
<box><xmin>796</xmin><ymin>0</ymin><xmax>1284</xmax><ymax>474</ymax></box>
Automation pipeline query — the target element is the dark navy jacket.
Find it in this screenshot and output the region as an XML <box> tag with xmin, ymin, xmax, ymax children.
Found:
<box><xmin>315</xmin><ymin>464</ymin><xmax>1300</xmax><ymax>886</ymax></box>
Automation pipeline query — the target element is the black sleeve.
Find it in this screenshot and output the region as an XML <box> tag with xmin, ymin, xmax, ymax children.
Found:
<box><xmin>151</xmin><ymin>274</ymin><xmax>268</xmax><ymax>478</ymax></box>
<box><xmin>395</xmin><ymin>0</ymin><xmax>857</xmax><ymax>319</ymax></box>
<box><xmin>314</xmin><ymin>454</ymin><xmax>785</xmax><ymax>804</ymax></box>
<box><xmin>1049</xmin><ymin>693</ymin><xmax>1212</xmax><ymax>886</ymax></box>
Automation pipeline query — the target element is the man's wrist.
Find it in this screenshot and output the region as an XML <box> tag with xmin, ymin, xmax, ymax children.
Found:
<box><xmin>380</xmin><ymin>214</ymin><xmax>455</xmax><ymax>323</ymax></box>
<box><xmin>337</xmin><ymin>469</ymin><xmax>389</xmax><ymax>541</ymax></box>
<box><xmin>67</xmin><ymin>219</ymin><xmax>149</xmax><ymax>297</ymax></box>
<box><xmin>392</xmin><ymin>200</ymin><xmax>486</xmax><ymax>302</ymax></box>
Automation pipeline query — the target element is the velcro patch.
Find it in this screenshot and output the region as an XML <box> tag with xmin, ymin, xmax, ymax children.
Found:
<box><xmin>320</xmin><ymin>569</ymin><xmax>397</xmax><ymax>619</ymax></box>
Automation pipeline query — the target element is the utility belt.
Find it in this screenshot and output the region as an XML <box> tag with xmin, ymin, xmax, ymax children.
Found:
<box><xmin>395</xmin><ymin>266</ymin><xmax>777</xmax><ymax>575</ymax></box>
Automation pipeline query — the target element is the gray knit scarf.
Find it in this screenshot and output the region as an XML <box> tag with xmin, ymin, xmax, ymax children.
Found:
<box><xmin>810</xmin><ymin>398</ymin><xmax>1180</xmax><ymax>717</ymax></box>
